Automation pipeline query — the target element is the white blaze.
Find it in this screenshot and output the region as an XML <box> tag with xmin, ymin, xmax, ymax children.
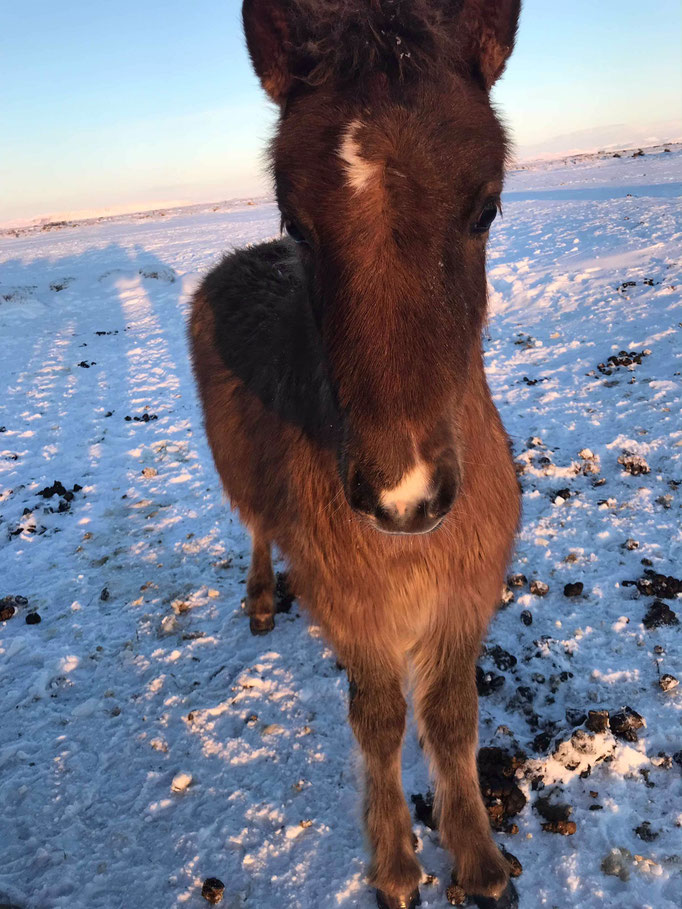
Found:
<box><xmin>338</xmin><ymin>120</ymin><xmax>379</xmax><ymax>193</ymax></box>
<box><xmin>379</xmin><ymin>461</ymin><xmax>431</xmax><ymax>516</ymax></box>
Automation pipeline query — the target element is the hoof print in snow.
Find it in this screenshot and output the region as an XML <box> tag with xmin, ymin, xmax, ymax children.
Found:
<box><xmin>563</xmin><ymin>582</ymin><xmax>583</xmax><ymax>598</ymax></box>
<box><xmin>411</xmin><ymin>791</ymin><xmax>436</xmax><ymax>829</ymax></box>
<box><xmin>529</xmin><ymin>580</ymin><xmax>549</xmax><ymax>596</ymax></box>
<box><xmin>585</xmin><ymin>710</ymin><xmax>610</xmax><ymax>734</ymax></box>
<box><xmin>520</xmin><ymin>610</ymin><xmax>532</xmax><ymax>626</ymax></box>
<box><xmin>609</xmin><ymin>707</ymin><xmax>645</xmax><ymax>742</ymax></box>
<box><xmin>25</xmin><ymin>612</ymin><xmax>41</xmax><ymax>625</ymax></box>
<box><xmin>476</xmin><ymin>667</ymin><xmax>505</xmax><ymax>696</ymax></box>
<box><xmin>618</xmin><ymin>452</ymin><xmax>650</xmax><ymax>476</ymax></box>
<box><xmin>659</xmin><ymin>674</ymin><xmax>678</xmax><ymax>692</ymax></box>
<box><xmin>201</xmin><ymin>877</ymin><xmax>224</xmax><ymax>904</ymax></box>
<box><xmin>507</xmin><ymin>574</ymin><xmax>527</xmax><ymax>588</ymax></box>
<box><xmin>623</xmin><ymin>538</ymin><xmax>639</xmax><ymax>551</ymax></box>
<box><xmin>77</xmin><ymin>360</ymin><xmax>96</xmax><ymax>368</ymax></box>
<box><xmin>643</xmin><ymin>600</ymin><xmax>678</xmax><ymax>628</ymax></box>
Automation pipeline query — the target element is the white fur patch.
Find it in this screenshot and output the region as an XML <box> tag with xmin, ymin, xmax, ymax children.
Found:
<box><xmin>338</xmin><ymin>120</ymin><xmax>379</xmax><ymax>193</ymax></box>
<box><xmin>379</xmin><ymin>461</ymin><xmax>431</xmax><ymax>516</ymax></box>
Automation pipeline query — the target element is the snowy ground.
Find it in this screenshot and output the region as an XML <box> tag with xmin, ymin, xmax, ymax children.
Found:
<box><xmin>0</xmin><ymin>147</ymin><xmax>680</xmax><ymax>909</ymax></box>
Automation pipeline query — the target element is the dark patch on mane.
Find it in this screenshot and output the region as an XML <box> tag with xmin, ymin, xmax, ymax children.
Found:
<box><xmin>285</xmin><ymin>0</ymin><xmax>463</xmax><ymax>90</ymax></box>
<box><xmin>200</xmin><ymin>239</ymin><xmax>339</xmax><ymax>446</ymax></box>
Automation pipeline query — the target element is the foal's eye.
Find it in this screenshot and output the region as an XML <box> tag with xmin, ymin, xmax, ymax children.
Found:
<box><xmin>284</xmin><ymin>219</ymin><xmax>307</xmax><ymax>244</ymax></box>
<box><xmin>472</xmin><ymin>201</ymin><xmax>499</xmax><ymax>234</ymax></box>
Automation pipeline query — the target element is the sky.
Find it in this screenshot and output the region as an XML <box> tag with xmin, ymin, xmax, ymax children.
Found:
<box><xmin>1</xmin><ymin>0</ymin><xmax>681</xmax><ymax>224</ymax></box>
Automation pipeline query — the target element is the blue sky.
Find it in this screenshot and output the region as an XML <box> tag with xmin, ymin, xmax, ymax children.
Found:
<box><xmin>2</xmin><ymin>0</ymin><xmax>680</xmax><ymax>223</ymax></box>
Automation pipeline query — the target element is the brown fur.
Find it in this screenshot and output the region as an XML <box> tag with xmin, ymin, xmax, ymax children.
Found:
<box><xmin>190</xmin><ymin>1</ymin><xmax>522</xmax><ymax>904</ymax></box>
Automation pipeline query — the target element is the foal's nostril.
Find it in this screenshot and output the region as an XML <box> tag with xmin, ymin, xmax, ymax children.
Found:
<box><xmin>428</xmin><ymin>469</ymin><xmax>459</xmax><ymax>519</ymax></box>
<box><xmin>346</xmin><ymin>465</ymin><xmax>377</xmax><ymax>516</ymax></box>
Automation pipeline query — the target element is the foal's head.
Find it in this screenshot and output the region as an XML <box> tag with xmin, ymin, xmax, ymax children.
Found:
<box><xmin>243</xmin><ymin>0</ymin><xmax>520</xmax><ymax>534</ymax></box>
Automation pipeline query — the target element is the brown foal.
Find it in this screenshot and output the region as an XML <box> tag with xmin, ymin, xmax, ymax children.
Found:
<box><xmin>190</xmin><ymin>2</ymin><xmax>523</xmax><ymax>906</ymax></box>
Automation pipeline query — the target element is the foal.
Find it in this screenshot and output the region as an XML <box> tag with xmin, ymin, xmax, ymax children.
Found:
<box><xmin>190</xmin><ymin>1</ymin><xmax>522</xmax><ymax>906</ymax></box>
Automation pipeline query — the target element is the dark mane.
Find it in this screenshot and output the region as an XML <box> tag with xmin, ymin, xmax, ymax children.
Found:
<box><xmin>284</xmin><ymin>0</ymin><xmax>462</xmax><ymax>89</ymax></box>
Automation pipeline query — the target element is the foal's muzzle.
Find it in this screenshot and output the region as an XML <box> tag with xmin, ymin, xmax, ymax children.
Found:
<box><xmin>346</xmin><ymin>459</ymin><xmax>459</xmax><ymax>536</ymax></box>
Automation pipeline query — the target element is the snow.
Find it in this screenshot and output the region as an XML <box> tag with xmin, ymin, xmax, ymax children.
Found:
<box><xmin>0</xmin><ymin>146</ymin><xmax>680</xmax><ymax>909</ymax></box>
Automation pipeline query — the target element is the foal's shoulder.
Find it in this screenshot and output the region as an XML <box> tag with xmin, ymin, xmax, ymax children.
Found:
<box><xmin>200</xmin><ymin>238</ymin><xmax>302</xmax><ymax>316</ymax></box>
<box><xmin>196</xmin><ymin>238</ymin><xmax>312</xmax><ymax>363</ymax></box>
<box><xmin>192</xmin><ymin>239</ymin><xmax>335</xmax><ymax>441</ymax></box>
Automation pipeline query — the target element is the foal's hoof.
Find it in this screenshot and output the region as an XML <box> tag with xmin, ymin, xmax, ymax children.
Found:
<box><xmin>249</xmin><ymin>614</ymin><xmax>275</xmax><ymax>635</ymax></box>
<box><xmin>470</xmin><ymin>881</ymin><xmax>519</xmax><ymax>909</ymax></box>
<box><xmin>375</xmin><ymin>887</ymin><xmax>421</xmax><ymax>909</ymax></box>
<box><xmin>455</xmin><ymin>841</ymin><xmax>510</xmax><ymax>902</ymax></box>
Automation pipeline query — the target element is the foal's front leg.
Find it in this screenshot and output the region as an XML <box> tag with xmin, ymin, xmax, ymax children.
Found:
<box><xmin>414</xmin><ymin>632</ymin><xmax>510</xmax><ymax>901</ymax></box>
<box><xmin>346</xmin><ymin>656</ymin><xmax>421</xmax><ymax>909</ymax></box>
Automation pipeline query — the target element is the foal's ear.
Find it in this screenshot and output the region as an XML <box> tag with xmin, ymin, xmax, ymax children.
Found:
<box><xmin>455</xmin><ymin>0</ymin><xmax>522</xmax><ymax>90</ymax></box>
<box><xmin>242</xmin><ymin>0</ymin><xmax>297</xmax><ymax>105</ymax></box>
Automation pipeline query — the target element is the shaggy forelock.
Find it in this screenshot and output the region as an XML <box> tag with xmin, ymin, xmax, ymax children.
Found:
<box><xmin>284</xmin><ymin>0</ymin><xmax>463</xmax><ymax>89</ymax></box>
